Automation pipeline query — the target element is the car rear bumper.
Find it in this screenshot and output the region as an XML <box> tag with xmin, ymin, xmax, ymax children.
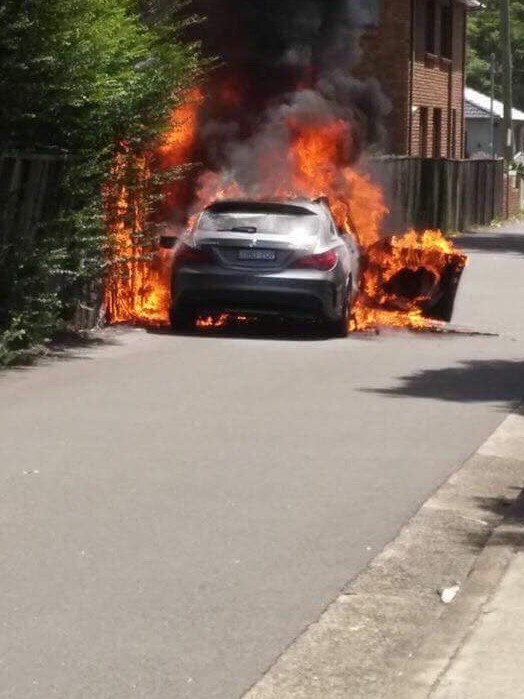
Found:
<box><xmin>172</xmin><ymin>267</ymin><xmax>343</xmax><ymax>320</ymax></box>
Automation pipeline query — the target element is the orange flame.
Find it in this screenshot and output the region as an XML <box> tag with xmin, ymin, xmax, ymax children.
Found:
<box><xmin>191</xmin><ymin>116</ymin><xmax>388</xmax><ymax>250</ymax></box>
<box><xmin>157</xmin><ymin>88</ymin><xmax>203</xmax><ymax>166</ymax></box>
<box><xmin>104</xmin><ymin>91</ymin><xmax>203</xmax><ymax>325</ymax></box>
<box><xmin>352</xmin><ymin>229</ymin><xmax>467</xmax><ymax>331</ymax></box>
<box><xmin>104</xmin><ymin>90</ymin><xmax>467</xmax><ymax>334</ymax></box>
<box><xmin>156</xmin><ymin>88</ymin><xmax>203</xmax><ymax>216</ymax></box>
<box><xmin>287</xmin><ymin>120</ymin><xmax>386</xmax><ymax>248</ymax></box>
<box><xmin>196</xmin><ymin>313</ymin><xmax>230</xmax><ymax>329</ymax></box>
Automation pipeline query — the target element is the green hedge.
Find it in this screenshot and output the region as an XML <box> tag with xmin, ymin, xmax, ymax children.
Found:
<box><xmin>0</xmin><ymin>0</ymin><xmax>201</xmax><ymax>365</ymax></box>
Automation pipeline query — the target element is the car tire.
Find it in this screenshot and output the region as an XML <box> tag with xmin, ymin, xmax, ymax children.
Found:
<box><xmin>327</xmin><ymin>279</ymin><xmax>352</xmax><ymax>338</ymax></box>
<box><xmin>169</xmin><ymin>304</ymin><xmax>196</xmax><ymax>333</ymax></box>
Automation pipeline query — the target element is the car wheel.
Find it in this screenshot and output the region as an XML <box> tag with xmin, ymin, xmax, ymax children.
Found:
<box><xmin>169</xmin><ymin>304</ymin><xmax>196</xmax><ymax>333</ymax></box>
<box><xmin>327</xmin><ymin>279</ymin><xmax>352</xmax><ymax>338</ymax></box>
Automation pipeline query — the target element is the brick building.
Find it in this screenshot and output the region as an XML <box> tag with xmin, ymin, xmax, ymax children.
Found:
<box><xmin>358</xmin><ymin>0</ymin><xmax>478</xmax><ymax>157</ymax></box>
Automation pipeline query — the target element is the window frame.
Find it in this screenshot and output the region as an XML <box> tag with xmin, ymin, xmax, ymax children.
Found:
<box><xmin>433</xmin><ymin>108</ymin><xmax>443</xmax><ymax>158</ymax></box>
<box><xmin>425</xmin><ymin>0</ymin><xmax>453</xmax><ymax>60</ymax></box>
<box><xmin>440</xmin><ymin>2</ymin><xmax>453</xmax><ymax>60</ymax></box>
<box><xmin>420</xmin><ymin>107</ymin><xmax>429</xmax><ymax>158</ymax></box>
<box><xmin>425</xmin><ymin>0</ymin><xmax>438</xmax><ymax>56</ymax></box>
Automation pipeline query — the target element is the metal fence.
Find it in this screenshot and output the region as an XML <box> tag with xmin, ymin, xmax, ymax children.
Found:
<box><xmin>368</xmin><ymin>156</ymin><xmax>505</xmax><ymax>234</ymax></box>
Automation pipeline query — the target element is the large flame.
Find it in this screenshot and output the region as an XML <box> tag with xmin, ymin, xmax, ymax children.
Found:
<box><xmin>288</xmin><ymin>119</ymin><xmax>386</xmax><ymax>249</ymax></box>
<box><xmin>104</xmin><ymin>91</ymin><xmax>203</xmax><ymax>325</ymax></box>
<box><xmin>104</xmin><ymin>88</ymin><xmax>466</xmax><ymax>332</ymax></box>
<box><xmin>103</xmin><ymin>153</ymin><xmax>172</xmax><ymax>326</ymax></box>
<box><xmin>353</xmin><ymin>229</ymin><xmax>466</xmax><ymax>331</ymax></box>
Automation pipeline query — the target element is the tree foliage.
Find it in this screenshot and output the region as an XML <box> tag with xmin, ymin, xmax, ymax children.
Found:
<box><xmin>0</xmin><ymin>0</ymin><xmax>201</xmax><ymax>364</ymax></box>
<box><xmin>467</xmin><ymin>0</ymin><xmax>524</xmax><ymax>109</ymax></box>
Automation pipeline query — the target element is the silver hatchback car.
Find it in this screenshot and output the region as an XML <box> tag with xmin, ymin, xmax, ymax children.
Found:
<box><xmin>169</xmin><ymin>198</ymin><xmax>361</xmax><ymax>336</ymax></box>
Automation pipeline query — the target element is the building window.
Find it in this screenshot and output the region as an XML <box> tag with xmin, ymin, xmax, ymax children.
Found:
<box><xmin>433</xmin><ymin>108</ymin><xmax>443</xmax><ymax>157</ymax></box>
<box><xmin>440</xmin><ymin>3</ymin><xmax>453</xmax><ymax>59</ymax></box>
<box><xmin>425</xmin><ymin>0</ymin><xmax>438</xmax><ymax>55</ymax></box>
<box><xmin>425</xmin><ymin>0</ymin><xmax>453</xmax><ymax>58</ymax></box>
<box><xmin>420</xmin><ymin>107</ymin><xmax>429</xmax><ymax>158</ymax></box>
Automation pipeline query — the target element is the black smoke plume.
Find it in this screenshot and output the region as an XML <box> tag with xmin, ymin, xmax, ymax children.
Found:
<box><xmin>197</xmin><ymin>4</ymin><xmax>387</xmax><ymax>140</ymax></box>
<box><xmin>169</xmin><ymin>1</ymin><xmax>391</xmax><ymax>216</ymax></box>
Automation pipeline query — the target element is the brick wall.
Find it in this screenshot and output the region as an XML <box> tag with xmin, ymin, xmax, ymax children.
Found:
<box><xmin>357</xmin><ymin>0</ymin><xmax>412</xmax><ymax>154</ymax></box>
<box><xmin>504</xmin><ymin>174</ymin><xmax>523</xmax><ymax>218</ymax></box>
<box><xmin>359</xmin><ymin>0</ymin><xmax>467</xmax><ymax>158</ymax></box>
<box><xmin>411</xmin><ymin>3</ymin><xmax>466</xmax><ymax>157</ymax></box>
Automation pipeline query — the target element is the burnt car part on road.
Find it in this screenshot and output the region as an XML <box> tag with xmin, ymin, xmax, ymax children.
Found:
<box><xmin>361</xmin><ymin>236</ymin><xmax>467</xmax><ymax>324</ymax></box>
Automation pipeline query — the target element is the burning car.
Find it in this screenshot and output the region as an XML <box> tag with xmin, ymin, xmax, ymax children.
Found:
<box><xmin>165</xmin><ymin>198</ymin><xmax>361</xmax><ymax>337</ymax></box>
<box><xmin>103</xmin><ymin>2</ymin><xmax>468</xmax><ymax>333</ymax></box>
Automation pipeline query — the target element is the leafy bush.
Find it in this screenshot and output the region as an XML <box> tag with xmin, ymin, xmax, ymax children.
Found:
<box><xmin>0</xmin><ymin>0</ymin><xmax>201</xmax><ymax>365</ymax></box>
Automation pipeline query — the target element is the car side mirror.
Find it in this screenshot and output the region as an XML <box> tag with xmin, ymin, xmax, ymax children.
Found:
<box><xmin>159</xmin><ymin>235</ymin><xmax>178</xmax><ymax>250</ymax></box>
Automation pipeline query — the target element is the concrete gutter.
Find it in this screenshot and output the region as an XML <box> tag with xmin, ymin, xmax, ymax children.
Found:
<box><xmin>243</xmin><ymin>408</ymin><xmax>524</xmax><ymax>699</ymax></box>
<box><xmin>428</xmin><ymin>510</ymin><xmax>524</xmax><ymax>698</ymax></box>
<box><xmin>391</xmin><ymin>408</ymin><xmax>524</xmax><ymax>698</ymax></box>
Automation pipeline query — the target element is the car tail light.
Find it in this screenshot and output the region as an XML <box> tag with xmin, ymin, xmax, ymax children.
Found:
<box><xmin>174</xmin><ymin>243</ymin><xmax>212</xmax><ymax>266</ymax></box>
<box><xmin>291</xmin><ymin>250</ymin><xmax>338</xmax><ymax>271</ymax></box>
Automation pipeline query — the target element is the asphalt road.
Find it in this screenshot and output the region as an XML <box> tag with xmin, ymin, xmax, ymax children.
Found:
<box><xmin>2</xmin><ymin>224</ymin><xmax>524</xmax><ymax>699</ymax></box>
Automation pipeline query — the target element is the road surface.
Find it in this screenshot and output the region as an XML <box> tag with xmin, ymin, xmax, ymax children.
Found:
<box><xmin>1</xmin><ymin>224</ymin><xmax>524</xmax><ymax>698</ymax></box>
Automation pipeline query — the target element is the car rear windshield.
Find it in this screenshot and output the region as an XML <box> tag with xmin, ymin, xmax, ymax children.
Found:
<box><xmin>198</xmin><ymin>204</ymin><xmax>319</xmax><ymax>237</ymax></box>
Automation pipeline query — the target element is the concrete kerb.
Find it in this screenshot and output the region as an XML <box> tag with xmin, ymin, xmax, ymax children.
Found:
<box><xmin>390</xmin><ymin>406</ymin><xmax>524</xmax><ymax>699</ymax></box>
<box><xmin>243</xmin><ymin>407</ymin><xmax>524</xmax><ymax>699</ymax></box>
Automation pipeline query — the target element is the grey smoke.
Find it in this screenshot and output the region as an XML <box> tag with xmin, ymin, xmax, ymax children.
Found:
<box><xmin>187</xmin><ymin>0</ymin><xmax>391</xmax><ymax>203</ymax></box>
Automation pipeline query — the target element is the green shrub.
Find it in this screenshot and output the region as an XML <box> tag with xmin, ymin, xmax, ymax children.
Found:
<box><xmin>0</xmin><ymin>0</ymin><xmax>201</xmax><ymax>365</ymax></box>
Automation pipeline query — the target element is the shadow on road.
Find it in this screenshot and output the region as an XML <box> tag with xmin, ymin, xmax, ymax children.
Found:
<box><xmin>49</xmin><ymin>330</ymin><xmax>116</xmax><ymax>351</ymax></box>
<box><xmin>457</xmin><ymin>231</ymin><xmax>524</xmax><ymax>258</ymax></box>
<box><xmin>362</xmin><ymin>359</ymin><xmax>524</xmax><ymax>407</ymax></box>
<box><xmin>146</xmin><ymin>319</ymin><xmax>378</xmax><ymax>343</ymax></box>
<box><xmin>0</xmin><ymin>330</ymin><xmax>121</xmax><ymax>374</ymax></box>
<box><xmin>464</xmin><ymin>492</ymin><xmax>524</xmax><ymax>552</ymax></box>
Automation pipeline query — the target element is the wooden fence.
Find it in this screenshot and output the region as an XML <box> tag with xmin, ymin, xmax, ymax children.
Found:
<box><xmin>0</xmin><ymin>152</ymin><xmax>68</xmax><ymax>248</ymax></box>
<box><xmin>368</xmin><ymin>156</ymin><xmax>505</xmax><ymax>235</ymax></box>
<box><xmin>1</xmin><ymin>152</ymin><xmax>506</xmax><ymax>247</ymax></box>
<box><xmin>0</xmin><ymin>152</ymin><xmax>102</xmax><ymax>329</ymax></box>
<box><xmin>0</xmin><ymin>151</ymin><xmax>506</xmax><ymax>329</ymax></box>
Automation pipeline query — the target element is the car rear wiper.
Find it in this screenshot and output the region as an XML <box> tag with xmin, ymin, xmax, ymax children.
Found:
<box><xmin>217</xmin><ymin>226</ymin><xmax>258</xmax><ymax>233</ymax></box>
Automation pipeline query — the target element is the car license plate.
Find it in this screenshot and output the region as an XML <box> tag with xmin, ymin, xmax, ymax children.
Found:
<box><xmin>238</xmin><ymin>249</ymin><xmax>276</xmax><ymax>261</ymax></box>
